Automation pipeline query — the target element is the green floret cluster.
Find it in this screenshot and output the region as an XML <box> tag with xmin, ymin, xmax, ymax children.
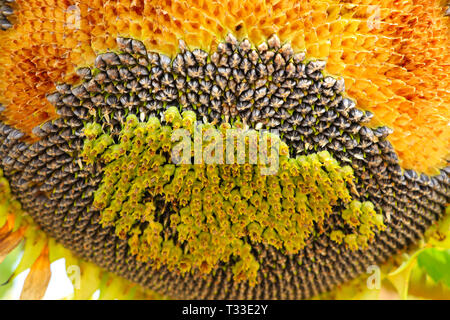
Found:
<box><xmin>81</xmin><ymin>107</ymin><xmax>384</xmax><ymax>284</ymax></box>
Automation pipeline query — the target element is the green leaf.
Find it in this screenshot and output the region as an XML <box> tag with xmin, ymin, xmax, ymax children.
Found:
<box><xmin>417</xmin><ymin>248</ymin><xmax>450</xmax><ymax>287</ymax></box>
<box><xmin>0</xmin><ymin>243</ymin><xmax>23</xmax><ymax>298</ymax></box>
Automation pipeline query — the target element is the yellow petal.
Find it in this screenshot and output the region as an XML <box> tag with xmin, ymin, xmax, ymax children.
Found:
<box><xmin>0</xmin><ymin>227</ymin><xmax>25</xmax><ymax>264</ymax></box>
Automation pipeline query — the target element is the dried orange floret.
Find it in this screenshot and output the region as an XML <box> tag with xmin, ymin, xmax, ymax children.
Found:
<box><xmin>0</xmin><ymin>0</ymin><xmax>448</xmax><ymax>174</ymax></box>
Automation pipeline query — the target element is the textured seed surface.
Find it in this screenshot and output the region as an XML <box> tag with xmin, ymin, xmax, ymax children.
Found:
<box><xmin>0</xmin><ymin>0</ymin><xmax>14</xmax><ymax>30</ymax></box>
<box><xmin>0</xmin><ymin>1</ymin><xmax>449</xmax><ymax>174</ymax></box>
<box><xmin>0</xmin><ymin>36</ymin><xmax>448</xmax><ymax>299</ymax></box>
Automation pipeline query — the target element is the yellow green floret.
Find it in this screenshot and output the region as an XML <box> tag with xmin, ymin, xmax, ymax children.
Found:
<box><xmin>81</xmin><ymin>107</ymin><xmax>385</xmax><ymax>284</ymax></box>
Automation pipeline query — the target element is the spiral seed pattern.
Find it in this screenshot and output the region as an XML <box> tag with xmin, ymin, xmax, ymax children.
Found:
<box><xmin>0</xmin><ymin>35</ymin><xmax>448</xmax><ymax>299</ymax></box>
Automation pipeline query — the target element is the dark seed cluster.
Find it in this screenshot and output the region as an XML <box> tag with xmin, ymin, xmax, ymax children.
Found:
<box><xmin>0</xmin><ymin>35</ymin><xmax>448</xmax><ymax>299</ymax></box>
<box><xmin>0</xmin><ymin>0</ymin><xmax>13</xmax><ymax>30</ymax></box>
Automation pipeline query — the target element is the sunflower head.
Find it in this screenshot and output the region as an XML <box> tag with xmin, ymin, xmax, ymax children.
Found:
<box><xmin>0</xmin><ymin>0</ymin><xmax>448</xmax><ymax>300</ymax></box>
